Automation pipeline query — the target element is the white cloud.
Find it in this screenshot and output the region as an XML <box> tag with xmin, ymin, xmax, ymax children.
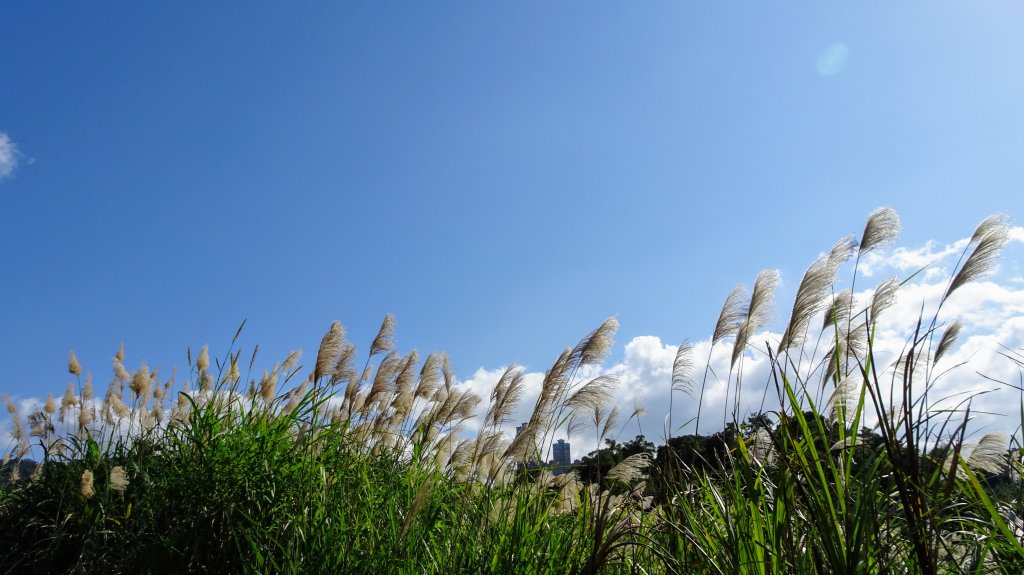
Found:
<box><xmin>0</xmin><ymin>132</ymin><xmax>20</xmax><ymax>181</ymax></box>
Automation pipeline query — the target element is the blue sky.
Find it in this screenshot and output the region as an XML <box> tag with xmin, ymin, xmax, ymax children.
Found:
<box><xmin>3</xmin><ymin>3</ymin><xmax>1024</xmax><ymax>449</ymax></box>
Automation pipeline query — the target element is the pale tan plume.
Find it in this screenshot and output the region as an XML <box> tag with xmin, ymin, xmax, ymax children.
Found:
<box><xmin>606</xmin><ymin>453</ymin><xmax>650</xmax><ymax>484</ymax></box>
<box><xmin>868</xmin><ymin>276</ymin><xmax>900</xmax><ymax>325</ymax></box>
<box><xmin>314</xmin><ymin>321</ymin><xmax>346</xmax><ymax>383</ymax></box>
<box><xmin>672</xmin><ymin>342</ymin><xmax>695</xmax><ymax>394</ymax></box>
<box><xmin>944</xmin><ymin>214</ymin><xmax>1010</xmax><ymax>303</ymax></box>
<box><xmin>934</xmin><ymin>320</ymin><xmax>963</xmax><ymax>364</ymax></box>
<box><xmin>370</xmin><ymin>314</ymin><xmax>396</xmax><ymax>357</ymax></box>
<box><xmin>713</xmin><ymin>286</ymin><xmax>748</xmax><ymax>344</ymax></box>
<box><xmin>566</xmin><ymin>375</ymin><xmax>617</xmax><ymax>411</ymax></box>
<box><xmin>858</xmin><ymin>207</ymin><xmax>901</xmax><ymax>255</ymax></box>
<box><xmin>823</xmin><ymin>289</ymin><xmax>854</xmax><ymax>330</ymax></box>
<box><xmin>570</xmin><ymin>317</ymin><xmax>619</xmax><ymax>368</ymax></box>
<box><xmin>778</xmin><ymin>256</ymin><xmax>833</xmax><ymax>353</ymax></box>
<box><xmin>732</xmin><ymin>269</ymin><xmax>780</xmax><ymax>368</ymax></box>
<box><xmin>68</xmin><ymin>351</ymin><xmax>81</xmax><ymax>376</ymax></box>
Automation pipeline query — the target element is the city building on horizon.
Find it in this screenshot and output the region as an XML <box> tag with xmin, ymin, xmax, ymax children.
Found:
<box><xmin>552</xmin><ymin>439</ymin><xmax>571</xmax><ymax>468</ymax></box>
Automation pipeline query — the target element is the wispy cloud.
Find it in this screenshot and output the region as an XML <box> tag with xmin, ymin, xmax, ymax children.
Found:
<box><xmin>0</xmin><ymin>132</ymin><xmax>20</xmax><ymax>181</ymax></box>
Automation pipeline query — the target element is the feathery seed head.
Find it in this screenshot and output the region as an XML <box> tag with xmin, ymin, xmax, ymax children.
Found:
<box><xmin>68</xmin><ymin>351</ymin><xmax>81</xmax><ymax>376</ymax></box>
<box><xmin>113</xmin><ymin>359</ymin><xmax>129</xmax><ymax>382</ymax></box>
<box><xmin>60</xmin><ymin>384</ymin><xmax>77</xmax><ymax>422</ymax></box>
<box><xmin>259</xmin><ymin>367</ymin><xmax>279</xmax><ymax>404</ymax></box>
<box><xmin>83</xmin><ymin>375</ymin><xmax>93</xmax><ymax>401</ymax></box>
<box><xmin>109</xmin><ymin>466</ymin><xmax>129</xmax><ymax>492</ymax></box>
<box><xmin>732</xmin><ymin>269</ymin><xmax>780</xmax><ymax>368</ymax></box>
<box><xmin>197</xmin><ymin>344</ymin><xmax>209</xmax><ymax>372</ymax></box>
<box><xmin>859</xmin><ymin>207</ymin><xmax>901</xmax><ymax>255</ymax></box>
<box><xmin>415</xmin><ymin>352</ymin><xmax>442</xmax><ymax>399</ymax></box>
<box><xmin>779</xmin><ymin>254</ymin><xmax>840</xmax><ymax>353</ymax></box>
<box><xmin>823</xmin><ymin>289</ymin><xmax>854</xmax><ymax>330</ymax></box>
<box><xmin>282</xmin><ymin>349</ymin><xmax>302</xmax><ymax>373</ymax></box>
<box><xmin>44</xmin><ymin>394</ymin><xmax>56</xmax><ymax>415</ymax></box>
<box><xmin>80</xmin><ymin>469</ymin><xmax>95</xmax><ymax>498</ymax></box>
<box><xmin>115</xmin><ymin>343</ymin><xmax>125</xmax><ymax>362</ymax></box>
<box><xmin>574</xmin><ymin>317</ymin><xmax>619</xmax><ymax>368</ymax></box>
<box><xmin>370</xmin><ymin>314</ymin><xmax>396</xmax><ymax>357</ymax></box>
<box><xmin>713</xmin><ymin>286</ymin><xmax>748</xmax><ymax>344</ymax></box>
<box><xmin>935</xmin><ymin>320</ymin><xmax>963</xmax><ymax>364</ymax></box>
<box><xmin>672</xmin><ymin>342</ymin><xmax>695</xmax><ymax>394</ymax></box>
<box><xmin>129</xmin><ymin>364</ymin><xmax>151</xmax><ymax>399</ymax></box>
<box><xmin>607</xmin><ymin>453</ymin><xmax>651</xmax><ymax>484</ymax></box>
<box><xmin>869</xmin><ymin>276</ymin><xmax>900</xmax><ymax>325</ymax></box>
<box><xmin>314</xmin><ymin>320</ymin><xmax>346</xmax><ymax>383</ymax></box>
<box><xmin>79</xmin><ymin>408</ymin><xmax>94</xmax><ymax>430</ymax></box>
<box><xmin>945</xmin><ymin>214</ymin><xmax>1010</xmax><ymax>302</ymax></box>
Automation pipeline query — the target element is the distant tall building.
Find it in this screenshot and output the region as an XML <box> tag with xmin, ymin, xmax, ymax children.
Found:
<box><xmin>516</xmin><ymin>422</ymin><xmax>528</xmax><ymax>436</ymax></box>
<box><xmin>552</xmin><ymin>439</ymin><xmax>571</xmax><ymax>467</ymax></box>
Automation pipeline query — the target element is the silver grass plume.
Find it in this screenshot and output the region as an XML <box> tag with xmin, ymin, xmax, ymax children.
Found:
<box><xmin>527</xmin><ymin>348</ymin><xmax>573</xmax><ymax>432</ymax></box>
<box><xmin>314</xmin><ymin>321</ymin><xmax>345</xmax><ymax>383</ymax></box>
<box><xmin>600</xmin><ymin>405</ymin><xmax>621</xmax><ymax>442</ymax></box>
<box><xmin>196</xmin><ymin>345</ymin><xmax>210</xmax><ymax>372</ymax></box>
<box><xmin>488</xmin><ymin>366</ymin><xmax>526</xmax><ymax>428</ymax></box>
<box><xmin>282</xmin><ymin>350</ymin><xmax>302</xmax><ymax>373</ymax></box>
<box><xmin>606</xmin><ymin>453</ymin><xmax>651</xmax><ymax>484</ymax></box>
<box><xmin>750</xmin><ymin>428</ymin><xmax>776</xmax><ymax>466</ymax></box>
<box><xmin>869</xmin><ymin>276</ymin><xmax>900</xmax><ymax>325</ymax></box>
<box><xmin>859</xmin><ymin>207</ymin><xmax>901</xmax><ymax>255</ymax></box>
<box><xmin>365</xmin><ymin>351</ymin><xmax>402</xmax><ymax>410</ymax></box>
<box><xmin>566</xmin><ymin>375</ymin><xmax>618</xmax><ymax>412</ymax></box>
<box><xmin>68</xmin><ymin>351</ymin><xmax>81</xmax><ymax>376</ymax></box>
<box><xmin>823</xmin><ymin>289</ymin><xmax>854</xmax><ymax>330</ymax></box>
<box><xmin>370</xmin><ymin>314</ymin><xmax>396</xmax><ymax>357</ymax></box>
<box><xmin>672</xmin><ymin>342</ymin><xmax>694</xmax><ymax>394</ymax></box>
<box><xmin>823</xmin><ymin>322</ymin><xmax>868</xmax><ymax>384</ymax></box>
<box><xmin>964</xmin><ymin>432</ymin><xmax>1009</xmax><ymax>476</ymax></box>
<box><xmin>828</xmin><ymin>373</ymin><xmax>863</xmax><ymax>423</ymax></box>
<box><xmin>944</xmin><ymin>214</ymin><xmax>1010</xmax><ymax>303</ymax></box>
<box><xmin>570</xmin><ymin>317</ymin><xmax>619</xmax><ymax>368</ymax></box>
<box><xmin>713</xmin><ymin>286</ymin><xmax>748</xmax><ymax>344</ymax></box>
<box><xmin>732</xmin><ymin>269</ymin><xmax>780</xmax><ymax>369</ymax></box>
<box><xmin>59</xmin><ymin>383</ymin><xmax>77</xmax><ymax>423</ymax></box>
<box><xmin>778</xmin><ymin>257</ymin><xmax>833</xmax><ymax>353</ymax></box>
<box><xmin>259</xmin><ymin>366</ymin><xmax>279</xmax><ymax>404</ymax></box>
<box><xmin>828</xmin><ymin>234</ymin><xmax>858</xmax><ymax>271</ymax></box>
<box><xmin>779</xmin><ymin>236</ymin><xmax>854</xmax><ymax>352</ymax></box>
<box><xmin>934</xmin><ymin>320</ymin><xmax>963</xmax><ymax>364</ymax></box>
<box><xmin>503</xmin><ymin>422</ymin><xmax>538</xmax><ymax>463</ymax></box>
<box><xmin>415</xmin><ymin>352</ymin><xmax>443</xmax><ymax>400</ymax></box>
<box><xmin>329</xmin><ymin>344</ymin><xmax>358</xmax><ymax>387</ymax></box>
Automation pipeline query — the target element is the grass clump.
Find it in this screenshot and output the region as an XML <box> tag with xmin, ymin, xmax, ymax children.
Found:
<box><xmin>2</xmin><ymin>208</ymin><xmax>1024</xmax><ymax>574</ymax></box>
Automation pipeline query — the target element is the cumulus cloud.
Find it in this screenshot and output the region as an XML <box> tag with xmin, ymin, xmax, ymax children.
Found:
<box><xmin>0</xmin><ymin>132</ymin><xmax>20</xmax><ymax>180</ymax></box>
